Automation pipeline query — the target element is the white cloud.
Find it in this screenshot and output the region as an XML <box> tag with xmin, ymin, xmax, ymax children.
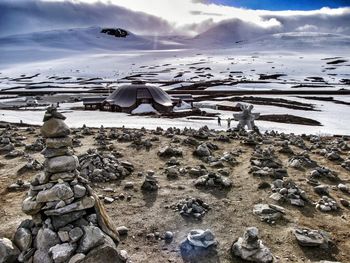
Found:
<box><xmin>1</xmin><ymin>0</ymin><xmax>349</xmax><ymax>38</ymax></box>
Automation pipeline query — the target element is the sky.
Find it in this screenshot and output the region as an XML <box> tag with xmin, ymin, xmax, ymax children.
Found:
<box><xmin>210</xmin><ymin>0</ymin><xmax>350</xmax><ymax>11</ymax></box>
<box><xmin>0</xmin><ymin>0</ymin><xmax>349</xmax><ymax>37</ymax></box>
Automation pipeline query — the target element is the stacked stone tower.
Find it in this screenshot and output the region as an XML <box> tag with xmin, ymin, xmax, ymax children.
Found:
<box><xmin>15</xmin><ymin>107</ymin><xmax>121</xmax><ymax>263</ymax></box>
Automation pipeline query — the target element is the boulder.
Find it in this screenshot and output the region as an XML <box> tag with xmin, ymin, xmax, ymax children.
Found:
<box><xmin>41</xmin><ymin>118</ymin><xmax>70</xmax><ymax>138</ymax></box>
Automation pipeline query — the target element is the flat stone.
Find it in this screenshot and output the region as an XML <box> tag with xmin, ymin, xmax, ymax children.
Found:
<box><xmin>36</xmin><ymin>183</ymin><xmax>74</xmax><ymax>203</ymax></box>
<box><xmin>45</xmin><ymin>155</ymin><xmax>79</xmax><ymax>174</ymax></box>
<box><xmin>42</xmin><ymin>147</ymin><xmax>72</xmax><ymax>158</ymax></box>
<box><xmin>293</xmin><ymin>228</ymin><xmax>328</xmax><ymax>247</ymax></box>
<box><xmin>46</xmin><ymin>137</ymin><xmax>72</xmax><ymax>149</ymax></box>
<box><xmin>50</xmin><ymin>171</ymin><xmax>77</xmax><ymax>182</ymax></box>
<box><xmin>49</xmin><ymin>243</ymin><xmax>76</xmax><ymax>263</ymax></box>
<box><xmin>45</xmin><ymin>196</ymin><xmax>95</xmax><ymax>216</ymax></box>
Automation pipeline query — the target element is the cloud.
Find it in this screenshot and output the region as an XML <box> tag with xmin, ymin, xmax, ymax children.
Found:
<box><xmin>0</xmin><ymin>0</ymin><xmax>349</xmax><ymax>40</ymax></box>
<box><xmin>0</xmin><ymin>0</ymin><xmax>175</xmax><ymax>37</ymax></box>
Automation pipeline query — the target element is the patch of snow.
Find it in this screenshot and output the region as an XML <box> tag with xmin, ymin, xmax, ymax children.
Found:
<box><xmin>131</xmin><ymin>103</ymin><xmax>158</xmax><ymax>114</ymax></box>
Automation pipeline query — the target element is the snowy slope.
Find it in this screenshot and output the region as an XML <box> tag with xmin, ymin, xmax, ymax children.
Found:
<box><xmin>0</xmin><ymin>27</ymin><xmax>186</xmax><ymax>66</ymax></box>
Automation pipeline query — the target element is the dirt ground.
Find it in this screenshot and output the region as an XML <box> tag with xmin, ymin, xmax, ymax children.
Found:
<box><xmin>0</xmin><ymin>125</ymin><xmax>349</xmax><ymax>263</ymax></box>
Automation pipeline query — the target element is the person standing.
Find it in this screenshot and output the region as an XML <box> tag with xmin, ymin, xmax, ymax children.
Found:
<box><xmin>217</xmin><ymin>116</ymin><xmax>221</xmax><ymax>126</ymax></box>
<box><xmin>227</xmin><ymin>117</ymin><xmax>231</xmax><ymax>128</ymax></box>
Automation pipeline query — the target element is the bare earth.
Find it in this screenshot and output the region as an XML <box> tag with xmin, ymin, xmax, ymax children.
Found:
<box><xmin>0</xmin><ymin>124</ymin><xmax>349</xmax><ymax>263</ymax></box>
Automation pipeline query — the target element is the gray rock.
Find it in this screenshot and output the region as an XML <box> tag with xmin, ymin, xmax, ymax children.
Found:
<box><xmin>77</xmin><ymin>226</ymin><xmax>105</xmax><ymax>254</ymax></box>
<box><xmin>35</xmin><ymin>228</ymin><xmax>60</xmax><ymax>250</ymax></box>
<box><xmin>293</xmin><ymin>228</ymin><xmax>330</xmax><ymax>248</ymax></box>
<box><xmin>116</xmin><ymin>226</ymin><xmax>129</xmax><ymax>236</ymax></box>
<box><xmin>0</xmin><ymin>238</ymin><xmax>20</xmax><ymax>263</ymax></box>
<box><xmin>52</xmin><ymin>211</ymin><xmax>87</xmax><ymax>230</ymax></box>
<box><xmin>194</xmin><ymin>144</ymin><xmax>211</xmax><ymax>157</ymax></box>
<box><xmin>164</xmin><ymin>231</ymin><xmax>174</xmax><ymax>241</ymax></box>
<box><xmin>33</xmin><ymin>249</ymin><xmax>53</xmax><ymax>263</ymax></box>
<box><xmin>36</xmin><ymin>183</ymin><xmax>74</xmax><ymax>203</ymax></box>
<box><xmin>314</xmin><ymin>185</ymin><xmax>329</xmax><ymax>196</ymax></box>
<box><xmin>14</xmin><ymin>227</ymin><xmax>32</xmax><ymax>251</ymax></box>
<box><xmin>49</xmin><ymin>243</ymin><xmax>76</xmax><ymax>263</ymax></box>
<box><xmin>69</xmin><ymin>227</ymin><xmax>84</xmax><ymax>243</ymax></box>
<box><xmin>45</xmin><ymin>155</ymin><xmax>79</xmax><ymax>174</ymax></box>
<box><xmin>45</xmin><ymin>196</ymin><xmax>95</xmax><ymax>216</ymax></box>
<box><xmin>58</xmin><ymin>231</ymin><xmax>70</xmax><ymax>243</ymax></box>
<box><xmin>73</xmin><ymin>185</ymin><xmax>86</xmax><ymax>199</ymax></box>
<box><xmin>42</xmin><ymin>147</ymin><xmax>72</xmax><ymax>158</ymax></box>
<box><xmin>79</xmin><ymin>242</ymin><xmax>122</xmax><ymax>263</ymax></box>
<box><xmin>46</xmin><ymin>137</ymin><xmax>72</xmax><ymax>149</ymax></box>
<box><xmin>68</xmin><ymin>253</ymin><xmax>86</xmax><ymax>263</ymax></box>
<box><xmin>41</xmin><ymin>118</ymin><xmax>70</xmax><ymax>138</ymax></box>
<box><xmin>22</xmin><ymin>197</ymin><xmax>43</xmax><ymax>215</ymax></box>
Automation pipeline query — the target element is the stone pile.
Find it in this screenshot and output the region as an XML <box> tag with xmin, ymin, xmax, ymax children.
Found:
<box><xmin>171</xmin><ymin>197</ymin><xmax>210</xmax><ymax>220</ymax></box>
<box><xmin>253</xmin><ymin>204</ymin><xmax>285</xmax><ymax>224</ymax></box>
<box><xmin>79</xmin><ymin>149</ymin><xmax>134</xmax><ymax>182</ymax></box>
<box><xmin>7</xmin><ymin>179</ymin><xmax>31</xmax><ymax>192</ymax></box>
<box><xmin>17</xmin><ymin>157</ymin><xmax>43</xmax><ymax>174</ymax></box>
<box><xmin>270</xmin><ymin>179</ymin><xmax>308</xmax><ymax>207</ymax></box>
<box><xmin>81</xmin><ymin>124</ymin><xmax>93</xmax><ymax>136</ymax></box>
<box><xmin>315</xmin><ymin>196</ymin><xmax>338</xmax><ymax>212</ymax></box>
<box><xmin>194</xmin><ymin>172</ymin><xmax>232</xmax><ymax>188</ymax></box>
<box><xmin>141</xmin><ymin>171</ymin><xmax>159</xmax><ymax>191</ymax></box>
<box><xmin>309</xmin><ymin>167</ymin><xmax>338</xmax><ymax>182</ymax></box>
<box><xmin>12</xmin><ymin>107</ymin><xmax>122</xmax><ymax>263</ymax></box>
<box><xmin>231</xmin><ymin>227</ymin><xmax>273</xmax><ymax>263</ymax></box>
<box><xmin>278</xmin><ymin>141</ymin><xmax>294</xmax><ymax>154</ymax></box>
<box><xmin>289</xmin><ymin>153</ymin><xmax>318</xmax><ymax>169</ymax></box>
<box><xmin>293</xmin><ymin>228</ymin><xmax>331</xmax><ymax>249</ymax></box>
<box><xmin>179</xmin><ymin>229</ymin><xmax>217</xmax><ymax>259</ymax></box>
<box><xmin>341</xmin><ymin>158</ymin><xmax>350</xmax><ymax>171</ymax></box>
<box><xmin>250</xmin><ymin>147</ymin><xmax>287</xmax><ymax>179</ymax></box>
<box><xmin>164</xmin><ymin>166</ymin><xmax>185</xmax><ymax>179</ymax></box>
<box><xmin>25</xmin><ymin>137</ymin><xmax>45</xmax><ymax>152</ymax></box>
<box><xmin>158</xmin><ymin>146</ymin><xmax>183</xmax><ymax>158</ymax></box>
<box><xmin>94</xmin><ymin>126</ymin><xmax>109</xmax><ymax>149</ymax></box>
<box><xmin>129</xmin><ymin>137</ymin><xmax>152</xmax><ymax>150</ymax></box>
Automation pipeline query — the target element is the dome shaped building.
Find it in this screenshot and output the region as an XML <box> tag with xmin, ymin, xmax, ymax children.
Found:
<box><xmin>102</xmin><ymin>84</ymin><xmax>174</xmax><ymax>113</ymax></box>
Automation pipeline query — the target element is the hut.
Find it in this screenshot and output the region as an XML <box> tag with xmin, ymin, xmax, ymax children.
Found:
<box><xmin>101</xmin><ymin>84</ymin><xmax>174</xmax><ymax>113</ymax></box>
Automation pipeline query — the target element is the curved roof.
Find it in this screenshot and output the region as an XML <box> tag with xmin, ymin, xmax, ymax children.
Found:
<box><xmin>105</xmin><ymin>84</ymin><xmax>173</xmax><ymax>108</ymax></box>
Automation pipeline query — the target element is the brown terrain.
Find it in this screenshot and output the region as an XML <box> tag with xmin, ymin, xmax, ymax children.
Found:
<box><xmin>0</xmin><ymin>123</ymin><xmax>350</xmax><ymax>263</ymax></box>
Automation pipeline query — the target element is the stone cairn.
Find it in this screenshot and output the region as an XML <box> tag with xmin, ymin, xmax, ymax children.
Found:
<box><xmin>15</xmin><ymin>107</ymin><xmax>122</xmax><ymax>263</ymax></box>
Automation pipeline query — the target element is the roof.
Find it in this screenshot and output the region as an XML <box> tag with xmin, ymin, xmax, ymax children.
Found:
<box><xmin>104</xmin><ymin>84</ymin><xmax>173</xmax><ymax>108</ymax></box>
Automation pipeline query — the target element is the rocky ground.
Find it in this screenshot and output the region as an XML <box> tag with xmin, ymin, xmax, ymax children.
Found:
<box><xmin>0</xmin><ymin>122</ymin><xmax>350</xmax><ymax>263</ymax></box>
